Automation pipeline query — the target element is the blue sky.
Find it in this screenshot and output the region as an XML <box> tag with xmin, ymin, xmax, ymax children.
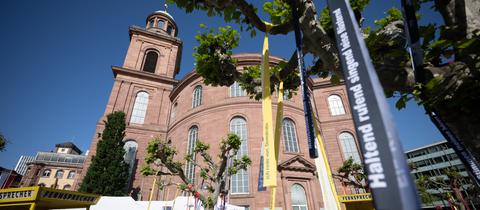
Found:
<box><xmin>0</xmin><ymin>0</ymin><xmax>443</xmax><ymax>168</ymax></box>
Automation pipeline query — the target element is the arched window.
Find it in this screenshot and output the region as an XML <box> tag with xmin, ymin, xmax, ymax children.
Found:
<box><xmin>186</xmin><ymin>126</ymin><xmax>198</xmax><ymax>182</ymax></box>
<box><xmin>42</xmin><ymin>169</ymin><xmax>51</xmax><ymax>177</ymax></box>
<box><xmin>55</xmin><ymin>170</ymin><xmax>64</xmax><ymax>179</ymax></box>
<box><xmin>142</xmin><ymin>51</ymin><xmax>158</xmax><ymax>73</ymax></box>
<box><xmin>230</xmin><ymin>81</ymin><xmax>246</xmax><ymax>97</ymax></box>
<box><xmin>327</xmin><ymin>95</ymin><xmax>346</xmax><ymax>116</ymax></box>
<box><xmin>339</xmin><ymin>132</ymin><xmax>361</xmax><ymax>164</ymax></box>
<box><xmin>63</xmin><ymin>184</ymin><xmax>71</xmax><ymax>190</ymax></box>
<box><xmin>124</xmin><ymin>140</ymin><xmax>138</xmax><ymax>177</ymax></box>
<box><xmin>130</xmin><ymin>91</ymin><xmax>149</xmax><ymax>124</ymax></box>
<box><xmin>67</xmin><ymin>171</ymin><xmax>76</xmax><ymax>179</ymax></box>
<box><xmin>170</xmin><ymin>102</ymin><xmax>177</xmax><ymax>121</ymax></box>
<box><xmin>192</xmin><ymin>86</ymin><xmax>202</xmax><ymax>108</ymax></box>
<box><xmin>291</xmin><ymin>184</ymin><xmax>308</xmax><ymax>210</ymax></box>
<box><xmin>157</xmin><ymin>20</ymin><xmax>165</xmax><ymax>29</ymax></box>
<box><xmin>283</xmin><ymin>89</ymin><xmax>291</xmax><ymax>101</ymax></box>
<box><xmin>167</xmin><ymin>25</ymin><xmax>173</xmax><ymax>35</ymax></box>
<box><xmin>283</xmin><ymin>119</ymin><xmax>300</xmax><ymax>153</ymax></box>
<box><xmin>230</xmin><ymin>117</ymin><xmax>249</xmax><ymax>193</ymax></box>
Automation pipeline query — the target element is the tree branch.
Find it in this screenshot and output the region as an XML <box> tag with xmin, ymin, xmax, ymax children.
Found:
<box><xmin>199</xmin><ymin>150</ymin><xmax>216</xmax><ymax>172</ymax></box>
<box><xmin>298</xmin><ymin>0</ymin><xmax>340</xmax><ymax>73</ymax></box>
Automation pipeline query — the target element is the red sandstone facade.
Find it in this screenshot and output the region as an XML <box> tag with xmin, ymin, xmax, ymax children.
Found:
<box><xmin>76</xmin><ymin>10</ymin><xmax>361</xmax><ymax>210</ymax></box>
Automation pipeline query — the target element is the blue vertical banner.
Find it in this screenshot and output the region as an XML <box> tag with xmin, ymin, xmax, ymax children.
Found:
<box><xmin>401</xmin><ymin>0</ymin><xmax>480</xmax><ymax>186</ymax></box>
<box><xmin>258</xmin><ymin>142</ymin><xmax>267</xmax><ymax>192</ymax></box>
<box><xmin>291</xmin><ymin>0</ymin><xmax>318</xmax><ymax>159</ymax></box>
<box><xmin>326</xmin><ymin>0</ymin><xmax>420</xmax><ymax>209</ymax></box>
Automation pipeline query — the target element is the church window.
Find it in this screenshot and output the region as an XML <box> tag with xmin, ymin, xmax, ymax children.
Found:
<box><xmin>157</xmin><ymin>20</ymin><xmax>165</xmax><ymax>29</ymax></box>
<box><xmin>63</xmin><ymin>184</ymin><xmax>71</xmax><ymax>190</ymax></box>
<box><xmin>192</xmin><ymin>86</ymin><xmax>202</xmax><ymax>108</ymax></box>
<box><xmin>142</xmin><ymin>51</ymin><xmax>158</xmax><ymax>73</ymax></box>
<box><xmin>327</xmin><ymin>94</ymin><xmax>346</xmax><ymax>116</ymax></box>
<box><xmin>170</xmin><ymin>102</ymin><xmax>177</xmax><ymax>121</ymax></box>
<box><xmin>123</xmin><ymin>140</ymin><xmax>138</xmax><ymax>178</ymax></box>
<box><xmin>339</xmin><ymin>132</ymin><xmax>361</xmax><ymax>163</ymax></box>
<box><xmin>166</xmin><ymin>25</ymin><xmax>173</xmax><ymax>35</ymax></box>
<box><xmin>230</xmin><ymin>81</ymin><xmax>246</xmax><ymax>97</ymax></box>
<box><xmin>186</xmin><ymin>126</ymin><xmax>198</xmax><ymax>183</ymax></box>
<box><xmin>283</xmin><ymin>118</ymin><xmax>300</xmax><ymax>153</ymax></box>
<box><xmin>230</xmin><ymin>117</ymin><xmax>249</xmax><ymax>193</ymax></box>
<box><xmin>291</xmin><ymin>184</ymin><xmax>308</xmax><ymax>210</ymax></box>
<box><xmin>283</xmin><ymin>89</ymin><xmax>291</xmax><ymax>101</ymax></box>
<box><xmin>130</xmin><ymin>91</ymin><xmax>149</xmax><ymax>124</ymax></box>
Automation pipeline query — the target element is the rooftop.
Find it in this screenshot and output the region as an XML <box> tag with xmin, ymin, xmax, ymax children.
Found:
<box><xmin>55</xmin><ymin>142</ymin><xmax>82</xmax><ymax>154</ymax></box>
<box><xmin>405</xmin><ymin>140</ymin><xmax>448</xmax><ymax>154</ymax></box>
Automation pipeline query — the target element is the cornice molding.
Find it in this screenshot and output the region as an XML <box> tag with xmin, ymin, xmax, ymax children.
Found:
<box><xmin>112</xmin><ymin>66</ymin><xmax>178</xmax><ymax>86</ymax></box>
<box><xmin>129</xmin><ymin>25</ymin><xmax>182</xmax><ymax>46</ymax></box>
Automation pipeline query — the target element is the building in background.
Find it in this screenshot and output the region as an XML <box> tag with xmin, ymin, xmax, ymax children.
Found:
<box><xmin>0</xmin><ymin>167</ymin><xmax>22</xmax><ymax>188</ymax></box>
<box><xmin>14</xmin><ymin>155</ymin><xmax>35</xmax><ymax>176</ymax></box>
<box><xmin>406</xmin><ymin>140</ymin><xmax>479</xmax><ymax>208</ymax></box>
<box><xmin>20</xmin><ymin>142</ymin><xmax>85</xmax><ymax>190</ymax></box>
<box><xmin>75</xmin><ymin>9</ymin><xmax>365</xmax><ymax>209</ymax></box>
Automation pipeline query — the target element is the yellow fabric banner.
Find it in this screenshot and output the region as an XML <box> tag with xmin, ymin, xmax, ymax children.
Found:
<box><xmin>262</xmin><ymin>22</ymin><xmax>276</xmax><ymax>188</ymax></box>
<box><xmin>274</xmin><ymin>81</ymin><xmax>283</xmax><ymax>168</ymax></box>
<box><xmin>312</xmin><ymin>109</ymin><xmax>341</xmax><ymax>209</ymax></box>
<box><xmin>269</xmin><ymin>81</ymin><xmax>284</xmax><ymax>209</ymax></box>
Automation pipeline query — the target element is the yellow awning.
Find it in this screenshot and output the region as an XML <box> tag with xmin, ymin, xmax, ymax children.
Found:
<box><xmin>0</xmin><ymin>186</ymin><xmax>100</xmax><ymax>210</ymax></box>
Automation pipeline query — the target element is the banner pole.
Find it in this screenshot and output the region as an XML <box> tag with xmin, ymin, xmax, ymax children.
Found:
<box><xmin>401</xmin><ymin>0</ymin><xmax>480</xmax><ymax>186</ymax></box>
<box><xmin>326</xmin><ymin>0</ymin><xmax>420</xmax><ymax>209</ymax></box>
<box><xmin>147</xmin><ymin>175</ymin><xmax>157</xmax><ymax>210</ymax></box>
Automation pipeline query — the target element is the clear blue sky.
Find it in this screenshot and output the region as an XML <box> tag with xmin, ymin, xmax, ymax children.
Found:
<box><xmin>0</xmin><ymin>0</ymin><xmax>443</xmax><ymax>168</ymax></box>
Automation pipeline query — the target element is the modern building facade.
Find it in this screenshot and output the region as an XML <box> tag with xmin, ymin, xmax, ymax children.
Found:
<box><xmin>14</xmin><ymin>155</ymin><xmax>35</xmax><ymax>176</ymax></box>
<box><xmin>76</xmin><ymin>10</ymin><xmax>364</xmax><ymax>209</ymax></box>
<box><xmin>406</xmin><ymin>140</ymin><xmax>478</xmax><ymax>208</ymax></box>
<box><xmin>20</xmin><ymin>142</ymin><xmax>85</xmax><ymax>190</ymax></box>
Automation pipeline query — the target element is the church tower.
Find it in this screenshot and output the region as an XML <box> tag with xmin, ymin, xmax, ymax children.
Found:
<box><xmin>76</xmin><ymin>10</ymin><xmax>182</xmax><ymax>200</ymax></box>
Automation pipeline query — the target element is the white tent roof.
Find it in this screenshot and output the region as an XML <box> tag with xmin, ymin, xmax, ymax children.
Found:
<box><xmin>55</xmin><ymin>196</ymin><xmax>245</xmax><ymax>210</ymax></box>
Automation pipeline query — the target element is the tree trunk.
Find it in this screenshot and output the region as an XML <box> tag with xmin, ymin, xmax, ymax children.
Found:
<box><xmin>453</xmin><ymin>187</ymin><xmax>469</xmax><ymax>210</ymax></box>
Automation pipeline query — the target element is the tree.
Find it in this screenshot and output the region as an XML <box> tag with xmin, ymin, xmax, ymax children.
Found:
<box><xmin>333</xmin><ymin>157</ymin><xmax>368</xmax><ymax>191</ymax></box>
<box><xmin>141</xmin><ymin>134</ymin><xmax>251</xmax><ymax>210</ymax></box>
<box><xmin>0</xmin><ymin>132</ymin><xmax>7</xmax><ymax>152</ymax></box>
<box><xmin>414</xmin><ymin>167</ymin><xmax>479</xmax><ymax>209</ymax></box>
<box><xmin>415</xmin><ymin>175</ymin><xmax>443</xmax><ymax>206</ymax></box>
<box><xmin>166</xmin><ymin>0</ymin><xmax>480</xmax><ymax>160</ymax></box>
<box><xmin>79</xmin><ymin>111</ymin><xmax>130</xmax><ymax>195</ymax></box>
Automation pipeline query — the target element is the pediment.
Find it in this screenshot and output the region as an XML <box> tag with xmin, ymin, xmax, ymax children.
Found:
<box><xmin>278</xmin><ymin>155</ymin><xmax>316</xmax><ymax>173</ymax></box>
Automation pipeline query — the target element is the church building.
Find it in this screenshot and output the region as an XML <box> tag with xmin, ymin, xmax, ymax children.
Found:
<box><xmin>75</xmin><ymin>9</ymin><xmax>364</xmax><ymax>209</ymax></box>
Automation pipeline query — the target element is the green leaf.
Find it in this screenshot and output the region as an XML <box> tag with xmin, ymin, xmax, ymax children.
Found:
<box><xmin>418</xmin><ymin>24</ymin><xmax>436</xmax><ymax>48</ymax></box>
<box><xmin>457</xmin><ymin>38</ymin><xmax>476</xmax><ymax>49</ymax></box>
<box><xmin>374</xmin><ymin>7</ymin><xmax>403</xmax><ymax>27</ymax></box>
<box><xmin>429</xmin><ymin>39</ymin><xmax>447</xmax><ymax>49</ymax></box>
<box><xmin>395</xmin><ymin>96</ymin><xmax>407</xmax><ymax>110</ymax></box>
